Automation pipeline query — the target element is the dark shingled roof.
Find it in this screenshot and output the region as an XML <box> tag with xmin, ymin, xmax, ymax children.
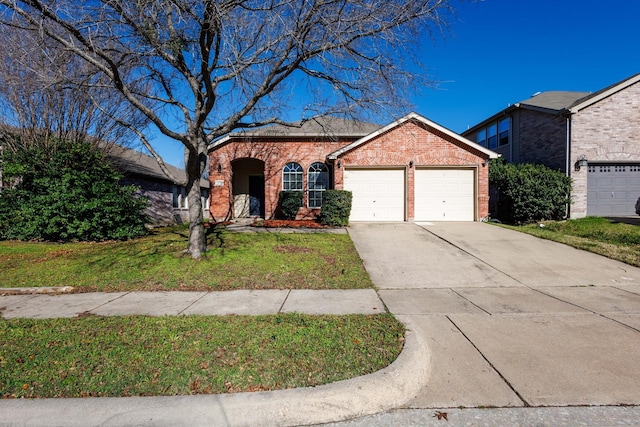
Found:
<box><xmin>518</xmin><ymin>91</ymin><xmax>592</xmax><ymax>111</ymax></box>
<box><xmin>224</xmin><ymin>116</ymin><xmax>381</xmax><ymax>139</ymax></box>
<box><xmin>105</xmin><ymin>144</ymin><xmax>209</xmax><ymax>188</ymax></box>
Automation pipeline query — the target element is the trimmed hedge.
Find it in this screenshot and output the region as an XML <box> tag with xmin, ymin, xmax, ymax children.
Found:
<box><xmin>0</xmin><ymin>139</ymin><xmax>149</xmax><ymax>241</ymax></box>
<box><xmin>277</xmin><ymin>191</ymin><xmax>303</xmax><ymax>220</ymax></box>
<box><xmin>319</xmin><ymin>190</ymin><xmax>352</xmax><ymax>226</ymax></box>
<box><xmin>489</xmin><ymin>158</ymin><xmax>572</xmax><ymax>224</ymax></box>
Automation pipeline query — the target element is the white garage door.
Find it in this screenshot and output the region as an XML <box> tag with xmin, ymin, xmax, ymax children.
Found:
<box><xmin>587</xmin><ymin>164</ymin><xmax>640</xmax><ymax>216</ymax></box>
<box><xmin>415</xmin><ymin>168</ymin><xmax>475</xmax><ymax>221</ymax></box>
<box><xmin>344</xmin><ymin>168</ymin><xmax>405</xmax><ymax>221</ymax></box>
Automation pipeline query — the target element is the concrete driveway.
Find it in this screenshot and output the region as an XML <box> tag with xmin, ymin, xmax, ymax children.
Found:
<box><xmin>348</xmin><ymin>222</ymin><xmax>640</xmax><ymax>408</ymax></box>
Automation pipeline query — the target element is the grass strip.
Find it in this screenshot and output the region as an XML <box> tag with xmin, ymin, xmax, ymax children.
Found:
<box><xmin>499</xmin><ymin>217</ymin><xmax>640</xmax><ymax>267</ymax></box>
<box><xmin>0</xmin><ymin>227</ymin><xmax>373</xmax><ymax>291</ymax></box>
<box><xmin>0</xmin><ymin>313</ymin><xmax>404</xmax><ymax>398</ymax></box>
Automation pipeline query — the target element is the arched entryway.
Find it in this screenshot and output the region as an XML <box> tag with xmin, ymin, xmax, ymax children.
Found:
<box><xmin>231</xmin><ymin>158</ymin><xmax>265</xmax><ymax>218</ymax></box>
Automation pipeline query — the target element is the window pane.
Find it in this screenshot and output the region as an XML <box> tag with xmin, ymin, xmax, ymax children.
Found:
<box><xmin>308</xmin><ymin>163</ymin><xmax>329</xmax><ymax>207</ymax></box>
<box><xmin>172</xmin><ymin>186</ymin><xmax>179</xmax><ymax>208</ymax></box>
<box><xmin>499</xmin><ymin>118</ymin><xmax>510</xmax><ymax>146</ymax></box>
<box><xmin>477</xmin><ymin>129</ymin><xmax>487</xmax><ymax>146</ymax></box>
<box><xmin>488</xmin><ymin>123</ymin><xmax>497</xmax><ymax>149</ymax></box>
<box><xmin>283</xmin><ymin>162</ymin><xmax>303</xmax><ymax>191</ymax></box>
<box><xmin>309</xmin><ymin>190</ymin><xmax>323</xmax><ymax>208</ymax></box>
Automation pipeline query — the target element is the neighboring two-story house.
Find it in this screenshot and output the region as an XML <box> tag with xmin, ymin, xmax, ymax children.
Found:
<box><xmin>207</xmin><ymin>112</ymin><xmax>498</xmax><ymax>223</ymax></box>
<box><xmin>462</xmin><ymin>73</ymin><xmax>640</xmax><ymax>218</ymax></box>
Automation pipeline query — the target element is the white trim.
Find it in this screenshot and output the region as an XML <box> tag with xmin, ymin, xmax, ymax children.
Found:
<box><xmin>569</xmin><ymin>73</ymin><xmax>640</xmax><ymax>113</ymax></box>
<box><xmin>327</xmin><ymin>112</ymin><xmax>499</xmax><ymax>160</ymax></box>
<box><xmin>208</xmin><ymin>135</ymin><xmax>232</xmax><ymax>151</ymax></box>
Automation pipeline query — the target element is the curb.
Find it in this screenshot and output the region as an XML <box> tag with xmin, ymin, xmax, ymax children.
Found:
<box><xmin>0</xmin><ymin>320</ymin><xmax>430</xmax><ymax>427</ymax></box>
<box><xmin>0</xmin><ymin>287</ymin><xmax>74</xmax><ymax>296</ymax></box>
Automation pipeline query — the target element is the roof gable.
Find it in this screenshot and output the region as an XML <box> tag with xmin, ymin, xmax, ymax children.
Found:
<box><xmin>568</xmin><ymin>72</ymin><xmax>640</xmax><ymax>113</ymax></box>
<box><xmin>327</xmin><ymin>112</ymin><xmax>499</xmax><ymax>159</ymax></box>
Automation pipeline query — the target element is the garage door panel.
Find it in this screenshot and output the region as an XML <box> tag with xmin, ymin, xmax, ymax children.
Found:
<box><xmin>587</xmin><ymin>164</ymin><xmax>640</xmax><ymax>216</ymax></box>
<box><xmin>344</xmin><ymin>169</ymin><xmax>405</xmax><ymax>222</ymax></box>
<box><xmin>415</xmin><ymin>168</ymin><xmax>475</xmax><ymax>221</ymax></box>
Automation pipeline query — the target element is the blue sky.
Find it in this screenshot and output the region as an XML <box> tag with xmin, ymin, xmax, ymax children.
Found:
<box><xmin>154</xmin><ymin>0</ymin><xmax>640</xmax><ymax>167</ymax></box>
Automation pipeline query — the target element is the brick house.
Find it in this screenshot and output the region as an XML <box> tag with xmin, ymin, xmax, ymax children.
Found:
<box><xmin>106</xmin><ymin>145</ymin><xmax>210</xmax><ymax>225</ymax></box>
<box><xmin>462</xmin><ymin>73</ymin><xmax>640</xmax><ymax>218</ymax></box>
<box><xmin>208</xmin><ymin>112</ymin><xmax>498</xmax><ymax>222</ymax></box>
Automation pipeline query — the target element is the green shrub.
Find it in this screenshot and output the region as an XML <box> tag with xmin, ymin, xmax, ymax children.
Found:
<box><xmin>0</xmin><ymin>139</ymin><xmax>149</xmax><ymax>241</ymax></box>
<box><xmin>489</xmin><ymin>158</ymin><xmax>572</xmax><ymax>224</ymax></box>
<box><xmin>319</xmin><ymin>190</ymin><xmax>352</xmax><ymax>226</ymax></box>
<box><xmin>277</xmin><ymin>191</ymin><xmax>303</xmax><ymax>220</ymax></box>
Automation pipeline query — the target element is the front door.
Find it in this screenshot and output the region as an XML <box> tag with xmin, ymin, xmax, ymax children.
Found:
<box><xmin>249</xmin><ymin>175</ymin><xmax>265</xmax><ymax>217</ymax></box>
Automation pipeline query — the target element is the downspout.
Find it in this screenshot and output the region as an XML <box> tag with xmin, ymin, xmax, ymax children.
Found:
<box><xmin>565</xmin><ymin>116</ymin><xmax>571</xmax><ymax>177</ymax></box>
<box><xmin>565</xmin><ymin>115</ymin><xmax>571</xmax><ymax>218</ymax></box>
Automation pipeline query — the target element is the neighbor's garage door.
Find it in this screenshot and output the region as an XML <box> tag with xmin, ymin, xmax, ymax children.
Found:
<box><xmin>414</xmin><ymin>168</ymin><xmax>475</xmax><ymax>221</ymax></box>
<box><xmin>587</xmin><ymin>164</ymin><xmax>640</xmax><ymax>216</ymax></box>
<box><xmin>344</xmin><ymin>168</ymin><xmax>405</xmax><ymax>221</ymax></box>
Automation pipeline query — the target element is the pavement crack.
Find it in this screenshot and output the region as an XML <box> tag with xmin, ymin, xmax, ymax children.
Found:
<box><xmin>88</xmin><ymin>291</ymin><xmax>130</xmax><ymax>314</ymax></box>
<box><xmin>445</xmin><ymin>315</ymin><xmax>531</xmax><ymax>407</ymax></box>
<box><xmin>418</xmin><ymin>225</ymin><xmax>525</xmax><ymax>286</ymax></box>
<box><xmin>451</xmin><ymin>289</ymin><xmax>492</xmax><ymax>315</ymax></box>
<box><xmin>177</xmin><ymin>291</ymin><xmax>208</xmax><ymax>315</ymax></box>
<box><xmin>278</xmin><ymin>289</ymin><xmax>292</xmax><ymax>313</ymax></box>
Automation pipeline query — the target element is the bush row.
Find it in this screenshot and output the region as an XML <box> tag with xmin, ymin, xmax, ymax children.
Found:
<box><xmin>277</xmin><ymin>190</ymin><xmax>352</xmax><ymax>226</ymax></box>
<box><xmin>489</xmin><ymin>158</ymin><xmax>572</xmax><ymax>224</ymax></box>
<box><xmin>0</xmin><ymin>139</ymin><xmax>149</xmax><ymax>241</ymax></box>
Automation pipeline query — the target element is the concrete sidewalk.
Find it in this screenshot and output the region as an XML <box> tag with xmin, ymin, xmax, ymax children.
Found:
<box><xmin>0</xmin><ymin>289</ymin><xmax>384</xmax><ymax>318</ymax></box>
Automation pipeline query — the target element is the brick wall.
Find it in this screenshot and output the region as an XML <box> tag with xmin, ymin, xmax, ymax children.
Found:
<box><xmin>209</xmin><ymin>119</ymin><xmax>492</xmax><ymax>221</ymax></box>
<box><xmin>209</xmin><ymin>139</ymin><xmax>349</xmax><ymax>220</ymax></box>
<box><xmin>335</xmin><ymin>121</ymin><xmax>490</xmax><ymax>220</ymax></box>
<box><xmin>517</xmin><ymin>109</ymin><xmax>567</xmax><ymax>171</ymax></box>
<box><xmin>570</xmin><ymin>81</ymin><xmax>640</xmax><ymax>218</ymax></box>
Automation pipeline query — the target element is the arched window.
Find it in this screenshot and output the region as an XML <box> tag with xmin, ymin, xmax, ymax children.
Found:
<box><xmin>308</xmin><ymin>162</ymin><xmax>329</xmax><ymax>208</ymax></box>
<box><xmin>282</xmin><ymin>162</ymin><xmax>303</xmax><ymax>191</ymax></box>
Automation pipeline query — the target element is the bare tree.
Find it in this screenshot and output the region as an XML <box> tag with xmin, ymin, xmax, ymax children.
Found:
<box><xmin>0</xmin><ymin>29</ymin><xmax>138</xmax><ymax>151</ymax></box>
<box><xmin>0</xmin><ymin>0</ymin><xmax>455</xmax><ymax>258</ymax></box>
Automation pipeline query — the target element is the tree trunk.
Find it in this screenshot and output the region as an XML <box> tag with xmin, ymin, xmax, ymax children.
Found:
<box><xmin>185</xmin><ymin>144</ymin><xmax>207</xmax><ymax>259</ymax></box>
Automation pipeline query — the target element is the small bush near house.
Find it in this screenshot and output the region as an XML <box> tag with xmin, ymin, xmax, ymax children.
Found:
<box><xmin>319</xmin><ymin>190</ymin><xmax>353</xmax><ymax>226</ymax></box>
<box><xmin>635</xmin><ymin>197</ymin><xmax>640</xmax><ymax>216</ymax></box>
<box><xmin>489</xmin><ymin>158</ymin><xmax>572</xmax><ymax>224</ymax></box>
<box><xmin>277</xmin><ymin>190</ymin><xmax>303</xmax><ymax>220</ymax></box>
<box><xmin>0</xmin><ymin>138</ymin><xmax>149</xmax><ymax>241</ymax></box>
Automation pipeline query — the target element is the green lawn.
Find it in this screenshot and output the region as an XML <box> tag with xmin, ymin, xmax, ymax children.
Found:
<box><xmin>0</xmin><ymin>226</ymin><xmax>374</xmax><ymax>291</ymax></box>
<box><xmin>0</xmin><ymin>313</ymin><xmax>404</xmax><ymax>398</ymax></box>
<box><xmin>501</xmin><ymin>217</ymin><xmax>640</xmax><ymax>267</ymax></box>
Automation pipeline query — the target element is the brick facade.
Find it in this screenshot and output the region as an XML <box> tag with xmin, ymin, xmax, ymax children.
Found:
<box><xmin>517</xmin><ymin>109</ymin><xmax>567</xmax><ymax>171</ymax></box>
<box><xmin>335</xmin><ymin>121</ymin><xmax>491</xmax><ymax>220</ymax></box>
<box><xmin>208</xmin><ymin>115</ymin><xmax>495</xmax><ymax>222</ymax></box>
<box><xmin>208</xmin><ymin>139</ymin><xmax>349</xmax><ymax>220</ymax></box>
<box><xmin>570</xmin><ymin>80</ymin><xmax>640</xmax><ymax>217</ymax></box>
